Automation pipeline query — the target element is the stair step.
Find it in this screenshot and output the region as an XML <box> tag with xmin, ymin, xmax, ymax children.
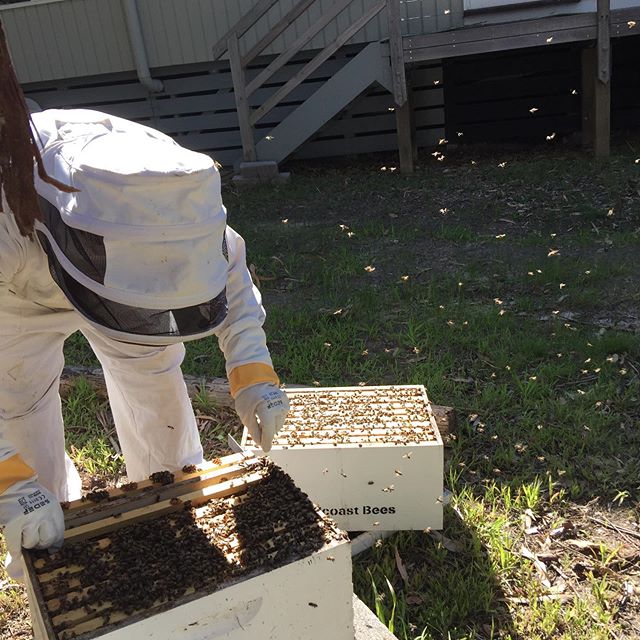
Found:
<box><xmin>256</xmin><ymin>42</ymin><xmax>391</xmax><ymax>164</ymax></box>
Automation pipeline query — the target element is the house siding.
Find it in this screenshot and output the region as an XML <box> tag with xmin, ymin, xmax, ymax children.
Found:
<box><xmin>3</xmin><ymin>0</ymin><xmax>463</xmax><ymax>83</ymax></box>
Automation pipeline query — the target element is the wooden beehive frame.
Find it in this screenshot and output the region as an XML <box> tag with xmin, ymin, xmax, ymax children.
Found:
<box><xmin>247</xmin><ymin>385</ymin><xmax>441</xmax><ymax>449</ymax></box>
<box><xmin>25</xmin><ymin>453</ymin><xmax>344</xmax><ymax>640</ymax></box>
<box><xmin>60</xmin><ymin>453</ymin><xmax>260</xmax><ymax>541</ymax></box>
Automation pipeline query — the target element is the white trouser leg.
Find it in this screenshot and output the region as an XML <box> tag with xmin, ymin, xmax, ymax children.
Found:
<box><xmin>0</xmin><ymin>312</ymin><xmax>81</xmax><ymax>502</ymax></box>
<box><xmin>81</xmin><ymin>327</ymin><xmax>203</xmax><ymax>482</ymax></box>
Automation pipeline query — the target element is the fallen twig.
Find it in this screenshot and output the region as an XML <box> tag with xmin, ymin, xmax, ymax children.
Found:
<box><xmin>586</xmin><ymin>515</ymin><xmax>640</xmax><ymax>543</ymax></box>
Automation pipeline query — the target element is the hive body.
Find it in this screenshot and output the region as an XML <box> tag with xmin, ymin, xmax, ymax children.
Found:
<box><xmin>24</xmin><ymin>454</ymin><xmax>354</xmax><ymax>640</ymax></box>
<box><xmin>241</xmin><ymin>385</ymin><xmax>444</xmax><ymax>531</ymax></box>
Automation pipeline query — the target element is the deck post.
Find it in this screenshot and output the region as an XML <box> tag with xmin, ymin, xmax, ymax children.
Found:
<box><xmin>594</xmin><ymin>0</ymin><xmax>611</xmax><ymax>159</ymax></box>
<box><xmin>228</xmin><ymin>34</ymin><xmax>257</xmax><ymax>162</ymax></box>
<box><xmin>387</xmin><ymin>0</ymin><xmax>413</xmax><ymax>173</ymax></box>
<box><xmin>395</xmin><ymin>82</ymin><xmax>415</xmax><ymax>172</ymax></box>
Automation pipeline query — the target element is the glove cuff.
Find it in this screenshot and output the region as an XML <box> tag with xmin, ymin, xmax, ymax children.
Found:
<box><xmin>229</xmin><ymin>363</ymin><xmax>280</xmax><ymax>398</ymax></box>
<box><xmin>0</xmin><ymin>454</ymin><xmax>37</xmax><ymax>495</ymax></box>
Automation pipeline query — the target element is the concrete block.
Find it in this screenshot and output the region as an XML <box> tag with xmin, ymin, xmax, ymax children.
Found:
<box><xmin>353</xmin><ymin>595</ymin><xmax>399</xmax><ymax>640</ymax></box>
<box><xmin>232</xmin><ymin>160</ymin><xmax>290</xmax><ymax>185</ymax></box>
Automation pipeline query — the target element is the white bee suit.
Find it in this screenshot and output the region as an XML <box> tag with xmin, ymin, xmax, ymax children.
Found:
<box><xmin>0</xmin><ymin>109</ymin><xmax>279</xmax><ymax>504</ymax></box>
<box><xmin>0</xmin><ymin>205</ymin><xmax>275</xmax><ymax>501</ymax></box>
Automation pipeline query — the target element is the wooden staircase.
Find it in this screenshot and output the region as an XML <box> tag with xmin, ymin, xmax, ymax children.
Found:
<box><xmin>212</xmin><ymin>0</ymin><xmax>412</xmax><ymax>172</ymax></box>
<box><xmin>255</xmin><ymin>41</ymin><xmax>393</xmax><ymax>163</ymax></box>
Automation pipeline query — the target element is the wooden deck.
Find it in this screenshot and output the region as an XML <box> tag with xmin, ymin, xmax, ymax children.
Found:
<box><xmin>404</xmin><ymin>7</ymin><xmax>640</xmax><ymax>61</ymax></box>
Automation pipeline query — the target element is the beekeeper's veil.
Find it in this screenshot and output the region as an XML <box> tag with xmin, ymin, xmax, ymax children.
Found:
<box><xmin>31</xmin><ymin>109</ymin><xmax>228</xmax><ymax>345</ymax></box>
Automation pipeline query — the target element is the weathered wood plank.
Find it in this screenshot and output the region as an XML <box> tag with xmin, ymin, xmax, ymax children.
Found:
<box><xmin>228</xmin><ymin>34</ymin><xmax>257</xmax><ymax>162</ymax></box>
<box><xmin>61</xmin><ymin>366</ymin><xmax>234</xmax><ymax>407</ymax></box>
<box><xmin>404</xmin><ymin>8</ymin><xmax>640</xmax><ymax>62</ymax></box>
<box><xmin>396</xmin><ymin>98</ymin><xmax>414</xmax><ymax>173</ymax></box>
<box><xmin>250</xmin><ymin>0</ymin><xmax>387</xmax><ymax>124</ymax></box>
<box><xmin>63</xmin><ymin>460</ymin><xmax>258</xmax><ymax>530</ymax></box>
<box><xmin>597</xmin><ymin>0</ymin><xmax>611</xmax><ymax>84</ymax></box>
<box><xmin>406</xmin><ymin>26</ymin><xmax>597</xmax><ymax>61</ymax></box>
<box><xmin>387</xmin><ymin>0</ymin><xmax>412</xmax><ymax>172</ymax></box>
<box><xmin>242</xmin><ymin>0</ymin><xmax>317</xmax><ymax>66</ymax></box>
<box><xmin>581</xmin><ymin>0</ymin><xmax>611</xmax><ymax>159</ymax></box>
<box><xmin>63</xmin><ymin>472</ymin><xmax>264</xmax><ymax>543</ymax></box>
<box><xmin>405</xmin><ymin>12</ymin><xmax>597</xmax><ymax>51</ymax></box>
<box><xmin>387</xmin><ymin>0</ymin><xmax>407</xmax><ymax>106</ymax></box>
<box><xmin>245</xmin><ymin>0</ymin><xmax>354</xmax><ymax>98</ymax></box>
<box><xmin>23</xmin><ymin>552</ymin><xmax>58</xmax><ymax>640</ymax></box>
<box><xmin>594</xmin><ymin>57</ymin><xmax>611</xmax><ymax>157</ymax></box>
<box><xmin>211</xmin><ymin>0</ymin><xmax>279</xmax><ymax>61</ymax></box>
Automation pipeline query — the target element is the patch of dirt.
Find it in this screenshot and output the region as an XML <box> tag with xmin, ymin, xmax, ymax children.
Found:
<box><xmin>263</xmin><ymin>145</ymin><xmax>640</xmax><ymax>332</ymax></box>
<box><xmin>0</xmin><ymin>609</ymin><xmax>30</xmax><ymax>640</ymax></box>
<box><xmin>511</xmin><ymin>503</ymin><xmax>640</xmax><ymax>636</ymax></box>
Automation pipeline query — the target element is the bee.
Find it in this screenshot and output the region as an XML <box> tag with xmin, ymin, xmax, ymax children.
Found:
<box><xmin>149</xmin><ymin>471</ymin><xmax>175</xmax><ymax>485</ymax></box>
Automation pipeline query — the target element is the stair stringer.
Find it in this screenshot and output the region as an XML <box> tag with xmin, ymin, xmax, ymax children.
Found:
<box><xmin>255</xmin><ymin>41</ymin><xmax>393</xmax><ymax>164</ymax></box>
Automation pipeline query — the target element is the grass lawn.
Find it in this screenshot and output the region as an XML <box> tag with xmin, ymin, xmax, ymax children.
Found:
<box><xmin>2</xmin><ymin>139</ymin><xmax>639</xmax><ymax>639</ymax></box>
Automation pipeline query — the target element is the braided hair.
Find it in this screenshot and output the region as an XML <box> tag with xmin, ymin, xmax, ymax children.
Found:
<box><xmin>0</xmin><ymin>19</ymin><xmax>76</xmax><ymax>236</ymax></box>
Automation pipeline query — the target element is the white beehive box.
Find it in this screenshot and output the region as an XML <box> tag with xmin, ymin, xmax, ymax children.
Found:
<box><xmin>240</xmin><ymin>385</ymin><xmax>443</xmax><ymax>532</ymax></box>
<box><xmin>24</xmin><ymin>453</ymin><xmax>354</xmax><ymax>640</ymax></box>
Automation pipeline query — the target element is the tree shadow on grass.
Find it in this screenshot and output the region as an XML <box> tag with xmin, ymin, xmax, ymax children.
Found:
<box><xmin>353</xmin><ymin>505</ymin><xmax>518</xmax><ymax>640</ymax></box>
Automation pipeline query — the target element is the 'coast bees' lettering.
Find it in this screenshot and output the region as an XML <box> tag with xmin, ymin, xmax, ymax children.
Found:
<box><xmin>324</xmin><ymin>507</ymin><xmax>359</xmax><ymax>516</ymax></box>
<box><xmin>322</xmin><ymin>505</ymin><xmax>397</xmax><ymax>516</ymax></box>
<box><xmin>363</xmin><ymin>505</ymin><xmax>396</xmax><ymax>515</ymax></box>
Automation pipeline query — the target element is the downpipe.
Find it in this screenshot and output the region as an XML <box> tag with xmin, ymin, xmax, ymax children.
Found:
<box><xmin>350</xmin><ymin>488</ymin><xmax>452</xmax><ymax>556</ymax></box>
<box><xmin>122</xmin><ymin>0</ymin><xmax>163</xmax><ymax>93</ymax></box>
<box><xmin>350</xmin><ymin>530</ymin><xmax>394</xmax><ymax>556</ymax></box>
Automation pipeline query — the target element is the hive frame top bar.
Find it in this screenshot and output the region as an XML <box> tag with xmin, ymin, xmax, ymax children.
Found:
<box><xmin>282</xmin><ymin>384</ymin><xmax>428</xmax><ymax>394</ymax></box>
<box><xmin>249</xmin><ymin>384</ymin><xmax>443</xmax><ymax>450</ymax></box>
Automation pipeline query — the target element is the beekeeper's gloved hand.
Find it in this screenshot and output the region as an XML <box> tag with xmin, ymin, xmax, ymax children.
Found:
<box><xmin>0</xmin><ymin>479</ymin><xmax>65</xmax><ymax>581</ymax></box>
<box><xmin>235</xmin><ymin>384</ymin><xmax>289</xmax><ymax>452</ymax></box>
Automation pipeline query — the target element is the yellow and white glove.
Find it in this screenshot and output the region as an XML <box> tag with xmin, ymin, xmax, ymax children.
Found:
<box><xmin>0</xmin><ymin>479</ymin><xmax>64</xmax><ymax>581</ymax></box>
<box><xmin>234</xmin><ymin>383</ymin><xmax>289</xmax><ymax>452</ymax></box>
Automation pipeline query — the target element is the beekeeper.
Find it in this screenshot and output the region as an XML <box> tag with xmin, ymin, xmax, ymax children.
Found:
<box><xmin>0</xmin><ymin>108</ymin><xmax>289</xmax><ymax>579</ymax></box>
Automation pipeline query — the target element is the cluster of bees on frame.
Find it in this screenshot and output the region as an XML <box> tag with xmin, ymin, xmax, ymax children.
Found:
<box><xmin>31</xmin><ymin>461</ymin><xmax>344</xmax><ymax>639</ymax></box>
<box><xmin>254</xmin><ymin>387</ymin><xmax>437</xmax><ymax>449</ymax></box>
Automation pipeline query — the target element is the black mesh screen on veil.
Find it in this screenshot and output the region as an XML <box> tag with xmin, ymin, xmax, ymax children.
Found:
<box><xmin>37</xmin><ymin>232</ymin><xmax>228</xmax><ymax>340</ymax></box>
<box><xmin>38</xmin><ymin>196</ymin><xmax>107</xmax><ymax>283</ymax></box>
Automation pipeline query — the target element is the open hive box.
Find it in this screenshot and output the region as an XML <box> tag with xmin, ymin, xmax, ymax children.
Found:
<box><xmin>23</xmin><ymin>454</ymin><xmax>354</xmax><ymax>640</ymax></box>
<box><xmin>240</xmin><ymin>385</ymin><xmax>443</xmax><ymax>531</ymax></box>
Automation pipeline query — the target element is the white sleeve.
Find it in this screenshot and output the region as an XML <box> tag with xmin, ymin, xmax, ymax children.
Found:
<box><xmin>214</xmin><ymin>225</ymin><xmax>274</xmax><ymax>375</ymax></box>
